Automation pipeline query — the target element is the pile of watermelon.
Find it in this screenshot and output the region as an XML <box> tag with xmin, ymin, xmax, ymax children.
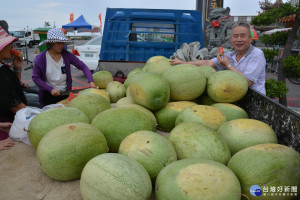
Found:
<box><xmin>27</xmin><ymin>56</ymin><xmax>300</xmax><ymax>200</ymax></box>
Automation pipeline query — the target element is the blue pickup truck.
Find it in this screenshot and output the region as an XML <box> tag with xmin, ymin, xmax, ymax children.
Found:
<box><xmin>100</xmin><ymin>8</ymin><xmax>203</xmax><ymax>62</ymax></box>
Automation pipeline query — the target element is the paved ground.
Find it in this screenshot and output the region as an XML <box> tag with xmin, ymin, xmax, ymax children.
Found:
<box><xmin>19</xmin><ymin>43</ymin><xmax>300</xmax><ymax>109</ymax></box>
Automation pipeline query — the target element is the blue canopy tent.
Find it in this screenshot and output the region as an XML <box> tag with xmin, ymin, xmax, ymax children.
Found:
<box><xmin>62</xmin><ymin>15</ymin><xmax>97</xmax><ymax>31</ymax></box>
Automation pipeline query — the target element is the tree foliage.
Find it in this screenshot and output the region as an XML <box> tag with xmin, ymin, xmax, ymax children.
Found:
<box><xmin>259</xmin><ymin>31</ymin><xmax>290</xmax><ymax>46</ymax></box>
<box><xmin>265</xmin><ymin>78</ymin><xmax>289</xmax><ymax>99</ymax></box>
<box><xmin>259</xmin><ymin>0</ymin><xmax>273</xmax><ymax>12</ymax></box>
<box><xmin>283</xmin><ymin>55</ymin><xmax>300</xmax><ymax>78</ymax></box>
<box><xmin>262</xmin><ymin>48</ymin><xmax>278</xmax><ymax>61</ymax></box>
<box><xmin>251</xmin><ymin>3</ymin><xmax>296</xmax><ymax>26</ymax></box>
<box><xmin>251</xmin><ymin>1</ymin><xmax>300</xmax><ymax>106</ymax></box>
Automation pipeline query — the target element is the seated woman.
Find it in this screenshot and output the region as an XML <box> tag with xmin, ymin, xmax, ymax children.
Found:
<box><xmin>0</xmin><ymin>27</ymin><xmax>27</xmax><ymax>147</ymax></box>
<box><xmin>32</xmin><ymin>28</ymin><xmax>96</xmax><ymax>107</ymax></box>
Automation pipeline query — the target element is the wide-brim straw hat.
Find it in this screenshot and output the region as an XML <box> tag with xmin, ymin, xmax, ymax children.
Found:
<box><xmin>0</xmin><ymin>27</ymin><xmax>18</xmax><ymax>52</ymax></box>
<box><xmin>39</xmin><ymin>28</ymin><xmax>73</xmax><ymax>46</ymax></box>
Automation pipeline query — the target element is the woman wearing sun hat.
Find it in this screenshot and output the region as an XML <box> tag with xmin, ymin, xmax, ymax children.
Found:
<box><xmin>32</xmin><ymin>28</ymin><xmax>96</xmax><ymax>107</ymax></box>
<box><xmin>0</xmin><ymin>26</ymin><xmax>27</xmax><ymax>149</ymax></box>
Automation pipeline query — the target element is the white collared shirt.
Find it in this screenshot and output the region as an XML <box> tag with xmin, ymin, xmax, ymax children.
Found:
<box><xmin>212</xmin><ymin>45</ymin><xmax>266</xmax><ymax>95</ymax></box>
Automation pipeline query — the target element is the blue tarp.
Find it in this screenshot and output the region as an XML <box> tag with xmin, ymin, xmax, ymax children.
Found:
<box><xmin>62</xmin><ymin>15</ymin><xmax>92</xmax><ymax>31</ymax></box>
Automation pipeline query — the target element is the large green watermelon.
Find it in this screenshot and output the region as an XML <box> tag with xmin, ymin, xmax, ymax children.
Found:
<box><xmin>217</xmin><ymin>119</ymin><xmax>278</xmax><ymax>154</ymax></box>
<box><xmin>155</xmin><ymin>101</ymin><xmax>197</xmax><ymax>132</ymax></box>
<box><xmin>28</xmin><ymin>107</ymin><xmax>89</xmax><ymax>148</ymax></box>
<box><xmin>91</xmin><ymin>107</ymin><xmax>155</xmax><ymax>152</ymax></box>
<box><xmin>207</xmin><ymin>70</ymin><xmax>248</xmax><ymax>103</ymax></box>
<box><xmin>168</xmin><ymin>122</ymin><xmax>231</xmax><ymax>164</ymax></box>
<box><xmin>115</xmin><ymin>96</ymin><xmax>135</xmax><ymax>107</ymax></box>
<box><xmin>145</xmin><ymin>56</ymin><xmax>168</xmax><ymax>65</ymax></box>
<box><xmin>155</xmin><ymin>158</ymin><xmax>241</xmax><ymax>200</ymax></box>
<box><xmin>123</xmin><ymin>68</ymin><xmax>143</xmax><ymax>89</ymax></box>
<box><xmin>194</xmin><ymin>94</ymin><xmax>217</xmax><ymax>106</ymax></box>
<box><xmin>119</xmin><ymin>130</ymin><xmax>177</xmax><ymax>181</ymax></box>
<box><xmin>80</xmin><ymin>153</ymin><xmax>152</xmax><ymax>200</ymax></box>
<box><xmin>198</xmin><ymin>65</ymin><xmax>217</xmax><ymax>79</ymax></box>
<box><xmin>92</xmin><ymin>71</ymin><xmax>113</xmax><ymax>89</ymax></box>
<box><xmin>129</xmin><ymin>72</ymin><xmax>170</xmax><ymax>110</ymax></box>
<box><xmin>227</xmin><ymin>144</ymin><xmax>300</xmax><ymax>200</ymax></box>
<box><xmin>162</xmin><ymin>64</ymin><xmax>206</xmax><ymax>101</ymax></box>
<box><xmin>37</xmin><ymin>123</ymin><xmax>108</xmax><ymax>181</ymax></box>
<box><xmin>143</xmin><ymin>58</ymin><xmax>172</xmax><ymax>76</ymax></box>
<box><xmin>68</xmin><ymin>93</ymin><xmax>111</xmax><ymax>123</ymax></box>
<box><xmin>78</xmin><ymin>88</ymin><xmax>110</xmax><ymax>103</ymax></box>
<box><xmin>117</xmin><ymin>104</ymin><xmax>157</xmax><ymax>129</ymax></box>
<box><xmin>211</xmin><ymin>103</ymin><xmax>248</xmax><ymax>121</ymax></box>
<box><xmin>175</xmin><ymin>105</ymin><xmax>227</xmax><ymax>130</ymax></box>
<box><xmin>105</xmin><ymin>81</ymin><xmax>126</xmax><ymax>103</ymax></box>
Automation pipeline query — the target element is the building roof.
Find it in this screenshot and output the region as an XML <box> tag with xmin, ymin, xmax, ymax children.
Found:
<box><xmin>279</xmin><ymin>14</ymin><xmax>296</xmax><ymax>22</ymax></box>
<box><xmin>33</xmin><ymin>27</ymin><xmax>52</xmax><ymax>34</ymax></box>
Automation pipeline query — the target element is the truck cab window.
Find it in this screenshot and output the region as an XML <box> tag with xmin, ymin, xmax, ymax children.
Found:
<box><xmin>25</xmin><ymin>32</ymin><xmax>31</xmax><ymax>37</ymax></box>
<box><xmin>129</xmin><ymin>23</ymin><xmax>175</xmax><ymax>43</ymax></box>
<box><xmin>14</xmin><ymin>31</ymin><xmax>25</xmax><ymax>38</ymax></box>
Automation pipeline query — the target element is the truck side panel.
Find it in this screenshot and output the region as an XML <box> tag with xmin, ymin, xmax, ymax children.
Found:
<box><xmin>237</xmin><ymin>89</ymin><xmax>300</xmax><ymax>153</ymax></box>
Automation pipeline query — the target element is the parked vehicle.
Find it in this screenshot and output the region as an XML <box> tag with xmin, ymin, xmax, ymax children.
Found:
<box><xmin>72</xmin><ymin>36</ymin><xmax>102</xmax><ymax>72</ymax></box>
<box><xmin>98</xmin><ymin>8</ymin><xmax>203</xmax><ymax>75</ymax></box>
<box><xmin>12</xmin><ymin>28</ymin><xmax>40</xmax><ymax>48</ymax></box>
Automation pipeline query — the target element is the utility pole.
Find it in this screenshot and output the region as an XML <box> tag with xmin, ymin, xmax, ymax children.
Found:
<box><xmin>196</xmin><ymin>0</ymin><xmax>224</xmax><ymax>47</ymax></box>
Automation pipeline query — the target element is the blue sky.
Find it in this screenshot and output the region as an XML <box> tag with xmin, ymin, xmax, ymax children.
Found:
<box><xmin>0</xmin><ymin>0</ymin><xmax>284</xmax><ymax>31</ymax></box>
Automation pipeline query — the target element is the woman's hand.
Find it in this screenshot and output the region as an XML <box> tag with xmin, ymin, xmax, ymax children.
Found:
<box><xmin>0</xmin><ymin>139</ymin><xmax>15</xmax><ymax>151</ymax></box>
<box><xmin>89</xmin><ymin>81</ymin><xmax>97</xmax><ymax>88</ymax></box>
<box><xmin>12</xmin><ymin>53</ymin><xmax>24</xmax><ymax>71</ymax></box>
<box><xmin>0</xmin><ymin>122</ymin><xmax>12</xmax><ymax>133</ymax></box>
<box><xmin>169</xmin><ymin>58</ymin><xmax>185</xmax><ymax>65</ymax></box>
<box><xmin>51</xmin><ymin>88</ymin><xmax>60</xmax><ymax>96</ymax></box>
<box><xmin>20</xmin><ymin>81</ymin><xmax>29</xmax><ymax>88</ymax></box>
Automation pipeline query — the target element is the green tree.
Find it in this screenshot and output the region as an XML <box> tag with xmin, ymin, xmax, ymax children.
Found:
<box><xmin>259</xmin><ymin>0</ymin><xmax>273</xmax><ymax>12</ymax></box>
<box><xmin>251</xmin><ymin>1</ymin><xmax>300</xmax><ymax>106</ymax></box>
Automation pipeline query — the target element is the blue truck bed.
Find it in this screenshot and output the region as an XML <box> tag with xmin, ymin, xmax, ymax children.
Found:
<box><xmin>100</xmin><ymin>8</ymin><xmax>203</xmax><ymax>62</ymax></box>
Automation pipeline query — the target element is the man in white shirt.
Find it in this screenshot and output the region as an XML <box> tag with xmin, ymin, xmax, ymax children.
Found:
<box><xmin>170</xmin><ymin>23</ymin><xmax>266</xmax><ymax>95</ymax></box>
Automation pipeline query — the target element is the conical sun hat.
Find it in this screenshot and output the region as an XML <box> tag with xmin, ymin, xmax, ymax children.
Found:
<box><xmin>0</xmin><ymin>27</ymin><xmax>18</xmax><ymax>52</ymax></box>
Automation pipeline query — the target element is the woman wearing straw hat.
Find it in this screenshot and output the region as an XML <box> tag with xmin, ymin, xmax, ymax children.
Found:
<box><xmin>32</xmin><ymin>28</ymin><xmax>96</xmax><ymax>107</ymax></box>
<box><xmin>0</xmin><ymin>26</ymin><xmax>27</xmax><ymax>150</ymax></box>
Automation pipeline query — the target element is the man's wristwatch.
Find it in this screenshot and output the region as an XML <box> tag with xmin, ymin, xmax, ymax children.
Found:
<box><xmin>227</xmin><ymin>64</ymin><xmax>232</xmax><ymax>70</ymax></box>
